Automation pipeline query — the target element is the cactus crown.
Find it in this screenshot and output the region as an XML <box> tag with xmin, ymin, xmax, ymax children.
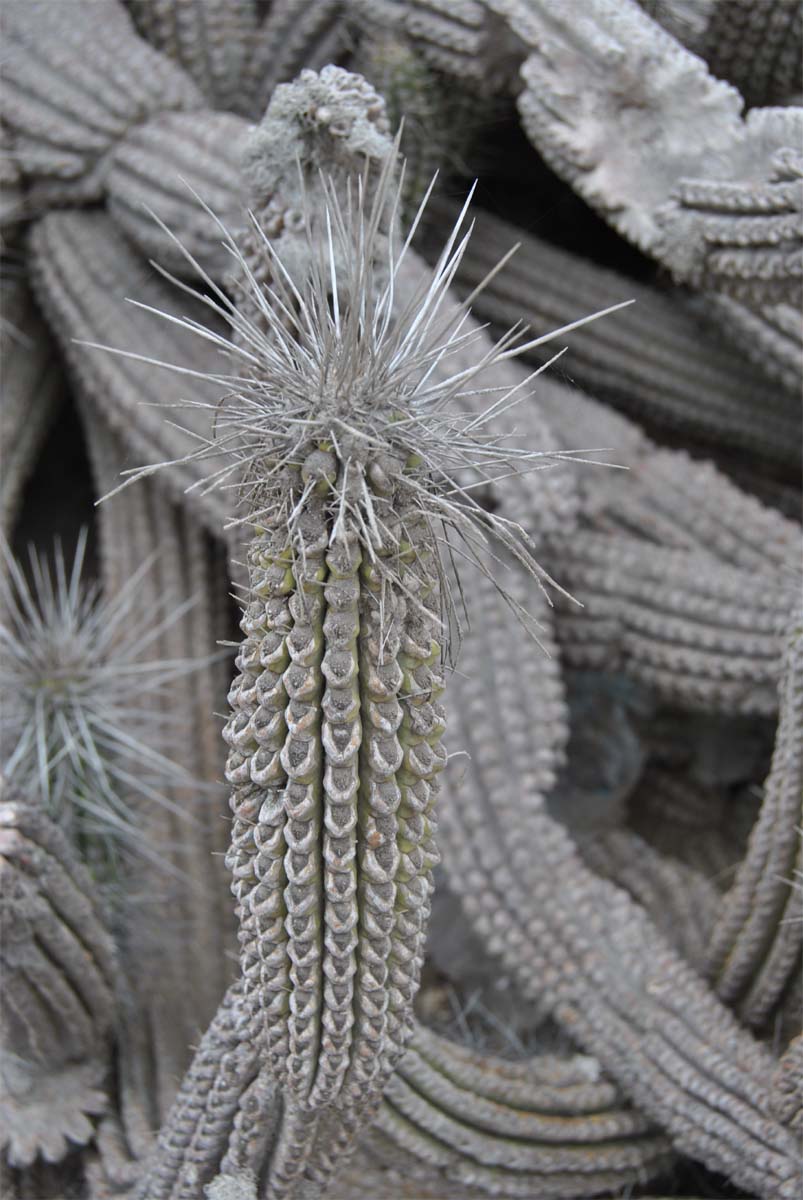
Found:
<box><xmin>101</xmin><ymin>157</ymin><xmax>627</xmax><ymax>647</ymax></box>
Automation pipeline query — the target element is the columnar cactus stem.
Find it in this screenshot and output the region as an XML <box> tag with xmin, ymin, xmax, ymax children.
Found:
<box><xmin>435</xmin><ymin>200</ymin><xmax>800</xmax><ymax>468</ymax></box>
<box><xmin>100</xmin><ymin>68</ymin><xmax>616</xmax><ymax>1190</ymax></box>
<box><xmin>705</xmin><ymin>614</ymin><xmax>803</xmax><ymax>1025</ymax></box>
<box><xmin>223</xmin><ymin>464</ymin><xmax>446</xmax><ymax>1196</ymax></box>
<box><xmin>29</xmin><ymin>210</ymin><xmax>235</xmax><ymax>545</ymax></box>
<box><xmin>437</xmin><ymin>555</ymin><xmax>800</xmax><ymax>1198</ymax></box>
<box><xmin>0</xmin><ymin>790</ymin><xmax>120</xmax><ymax>1171</ymax></box>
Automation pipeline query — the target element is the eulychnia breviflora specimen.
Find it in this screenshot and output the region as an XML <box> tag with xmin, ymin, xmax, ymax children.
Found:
<box><xmin>105</xmin><ymin>123</ymin><xmax>626</xmax><ymax>1194</ymax></box>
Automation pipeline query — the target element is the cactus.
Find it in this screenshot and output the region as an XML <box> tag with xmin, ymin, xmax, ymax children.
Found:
<box><xmin>2</xmin><ymin>5</ymin><xmax>802</xmax><ymax>1197</ymax></box>
<box><xmin>0</xmin><ymin>0</ymin><xmax>204</xmax><ymax>209</ymax></box>
<box><xmin>546</xmin><ymin>529</ymin><xmax>795</xmax><ymax>715</ymax></box>
<box><xmin>433</xmin><ymin>199</ymin><xmax>801</xmax><ymax>469</ymax></box>
<box><xmin>106</xmin><ymin>63</ymin><xmax>643</xmax><ymax>1187</ymax></box>
<box><xmin>0</xmin><ymin>532</ymin><xmax>207</xmax><ymax>882</ymax></box>
<box><xmin>0</xmin><ymin>789</ymin><xmax>119</xmax><ymax>1171</ymax></box>
<box><xmin>437</xmin><ymin>553</ymin><xmax>801</xmax><ymax>1197</ymax></box>
<box><xmin>640</xmin><ymin>0</ymin><xmax>802</xmax><ymax>107</ymax></box>
<box><xmin>124</xmin><ymin>0</ymin><xmax>259</xmax><ymax>114</ymax></box>
<box><xmin>709</xmin><ymin>296</ymin><xmax>802</xmax><ymax>397</ymax></box>
<box><xmin>29</xmin><ymin>209</ymin><xmax>234</xmax><ymax>542</ymax></box>
<box><xmin>0</xmin><ymin>272</ymin><xmax>64</xmax><ymax>537</ymax></box>
<box><xmin>352</xmin><ymin>0</ymin><xmax>529</xmax><ymax>95</ymax></box>
<box><xmin>105</xmin><ymin>109</ymin><xmax>249</xmax><ymax>278</ymax></box>
<box><xmin>705</xmin><ymin>613</ymin><xmax>803</xmax><ymax>1025</ymax></box>
<box><xmin>244</xmin><ymin>1</ymin><xmax>348</xmax><ymax>118</ymax></box>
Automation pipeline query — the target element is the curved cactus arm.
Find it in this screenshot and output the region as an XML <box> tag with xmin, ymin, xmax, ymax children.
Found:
<box><xmin>76</xmin><ymin>415</ymin><xmax>237</xmax><ymax>1118</ymax></box>
<box><xmin>0</xmin><ymin>791</ymin><xmax>120</xmax><ymax>1171</ymax></box>
<box><xmin>0</xmin><ymin>0</ymin><xmax>204</xmax><ymax>209</ymax></box>
<box><xmin>705</xmin><ymin>614</ymin><xmax>803</xmax><ymax>1026</ymax></box>
<box><xmin>365</xmin><ymin>1025</ymin><xmax>675</xmax><ymax>1196</ymax></box>
<box><xmin>547</xmin><ymin>530</ymin><xmax>795</xmax><ymax>716</ymax></box>
<box><xmin>438</xmin><ymin>556</ymin><xmax>800</xmax><ymax>1198</ymax></box>
<box><xmin>350</xmin><ymin>0</ymin><xmax>530</xmax><ymax>95</ymax></box>
<box><xmin>769</xmin><ymin>1035</ymin><xmax>803</xmax><ymax>1133</ymax></box>
<box><xmin>374</xmin><ymin>1091</ymin><xmax>671</xmax><ymax>1197</ymax></box>
<box><xmin>133</xmin><ymin>984</ymin><xmax>266</xmax><ymax>1200</ymax></box>
<box><xmin>431</xmin><ymin>314</ymin><xmax>800</xmax><ymax>576</ymax></box>
<box><xmin>28</xmin><ymin>210</ymin><xmax>233</xmax><ymax>539</ymax></box>
<box><xmin>106</xmin><ymin>109</ymin><xmax>250</xmax><ymax>278</ymax></box>
<box><xmin>124</xmin><ymin>0</ymin><xmax>259</xmax><ymax>115</ymax></box>
<box><xmin>243</xmin><ymin>0</ymin><xmax>348</xmax><ymax>119</ymax></box>
<box><xmin>639</xmin><ymin>0</ymin><xmax>802</xmax><ymax>107</ymax></box>
<box><xmin>590</xmin><ymin>446</ymin><xmax>802</xmax><ymax>575</ymax></box>
<box><xmin>434</xmin><ymin>200</ymin><xmax>800</xmax><ymax>467</ymax></box>
<box><xmin>3</xmin><ymin>1</ymin><xmax>255</xmax><ymax>275</ymax></box>
<box><xmin>510</xmin><ymin>0</ymin><xmax>802</xmax><ymax>306</ymax></box>
<box><xmin>708</xmin><ymin>296</ymin><xmax>802</xmax><ymax>397</ymax></box>
<box><xmin>656</xmin><ymin>111</ymin><xmax>803</xmax><ymax>307</ymax></box>
<box><xmin>0</xmin><ymin>271</ymin><xmax>64</xmax><ymax>538</ymax></box>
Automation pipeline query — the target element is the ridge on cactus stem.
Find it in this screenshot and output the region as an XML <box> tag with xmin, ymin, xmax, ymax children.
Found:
<box><xmin>0</xmin><ymin>530</ymin><xmax>215</xmax><ymax>885</ymax></box>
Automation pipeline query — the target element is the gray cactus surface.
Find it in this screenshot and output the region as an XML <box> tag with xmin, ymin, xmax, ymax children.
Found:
<box><xmin>1</xmin><ymin>3</ymin><xmax>801</xmax><ymax>1199</ymax></box>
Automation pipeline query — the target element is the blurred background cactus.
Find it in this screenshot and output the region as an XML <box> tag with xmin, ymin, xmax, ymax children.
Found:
<box><xmin>1</xmin><ymin>2</ymin><xmax>801</xmax><ymax>1199</ymax></box>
